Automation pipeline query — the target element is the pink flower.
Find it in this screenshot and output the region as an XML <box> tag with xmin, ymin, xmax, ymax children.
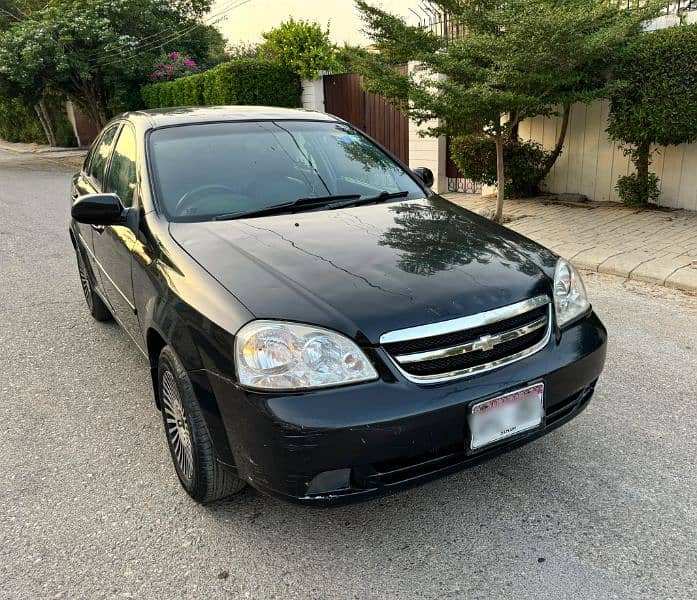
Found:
<box><xmin>168</xmin><ymin>51</ymin><xmax>180</xmax><ymax>60</ymax></box>
<box><xmin>183</xmin><ymin>58</ymin><xmax>197</xmax><ymax>68</ymax></box>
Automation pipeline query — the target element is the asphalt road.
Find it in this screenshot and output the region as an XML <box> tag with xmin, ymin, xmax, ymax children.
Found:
<box><xmin>1</xmin><ymin>148</ymin><xmax>697</xmax><ymax>600</ymax></box>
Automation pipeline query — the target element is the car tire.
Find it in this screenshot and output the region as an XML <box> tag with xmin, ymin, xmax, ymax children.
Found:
<box><xmin>75</xmin><ymin>246</ymin><xmax>112</xmax><ymax>322</ymax></box>
<box><xmin>158</xmin><ymin>345</ymin><xmax>246</xmax><ymax>503</ymax></box>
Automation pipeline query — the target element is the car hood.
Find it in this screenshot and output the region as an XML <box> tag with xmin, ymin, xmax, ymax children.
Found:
<box><xmin>169</xmin><ymin>197</ymin><xmax>557</xmax><ymax>344</ymax></box>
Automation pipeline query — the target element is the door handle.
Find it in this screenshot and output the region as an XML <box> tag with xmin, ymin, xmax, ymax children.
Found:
<box><xmin>91</xmin><ymin>224</ymin><xmax>105</xmax><ymax>233</ymax></box>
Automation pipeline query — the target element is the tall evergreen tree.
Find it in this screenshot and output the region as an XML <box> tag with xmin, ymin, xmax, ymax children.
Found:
<box><xmin>356</xmin><ymin>0</ymin><xmax>661</xmax><ymax>221</ymax></box>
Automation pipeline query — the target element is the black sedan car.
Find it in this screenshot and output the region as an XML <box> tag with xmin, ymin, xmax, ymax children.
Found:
<box><xmin>69</xmin><ymin>106</ymin><xmax>607</xmax><ymax>505</ymax></box>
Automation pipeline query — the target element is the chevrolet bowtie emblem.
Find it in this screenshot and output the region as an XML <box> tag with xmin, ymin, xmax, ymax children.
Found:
<box><xmin>471</xmin><ymin>334</ymin><xmax>497</xmax><ymax>352</ymax></box>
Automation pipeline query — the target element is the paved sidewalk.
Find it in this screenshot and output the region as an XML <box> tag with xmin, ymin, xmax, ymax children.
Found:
<box><xmin>0</xmin><ymin>138</ymin><xmax>86</xmax><ymax>157</ymax></box>
<box><xmin>445</xmin><ymin>193</ymin><xmax>697</xmax><ymax>293</ymax></box>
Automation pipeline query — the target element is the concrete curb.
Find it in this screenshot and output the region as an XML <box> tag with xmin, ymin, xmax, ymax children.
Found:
<box><xmin>574</xmin><ymin>258</ymin><xmax>697</xmax><ymax>294</ymax></box>
<box><xmin>566</xmin><ymin>248</ymin><xmax>697</xmax><ymax>294</ymax></box>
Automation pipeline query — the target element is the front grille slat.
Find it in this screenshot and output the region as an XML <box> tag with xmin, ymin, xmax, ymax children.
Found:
<box><xmin>395</xmin><ymin>314</ymin><xmax>548</xmax><ymax>365</ymax></box>
<box><xmin>383</xmin><ymin>305</ymin><xmax>548</xmax><ymax>356</ymax></box>
<box><xmin>381</xmin><ymin>296</ymin><xmax>552</xmax><ymax>383</ymax></box>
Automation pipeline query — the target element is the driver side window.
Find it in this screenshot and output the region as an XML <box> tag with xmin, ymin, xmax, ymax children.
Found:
<box><xmin>104</xmin><ymin>125</ymin><xmax>137</xmax><ymax>208</ymax></box>
<box><xmin>88</xmin><ymin>124</ymin><xmax>120</xmax><ymax>189</ymax></box>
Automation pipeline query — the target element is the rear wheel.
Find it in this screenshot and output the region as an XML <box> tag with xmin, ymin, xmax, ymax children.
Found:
<box><xmin>75</xmin><ymin>246</ymin><xmax>112</xmax><ymax>321</ymax></box>
<box><xmin>158</xmin><ymin>346</ymin><xmax>245</xmax><ymax>503</ymax></box>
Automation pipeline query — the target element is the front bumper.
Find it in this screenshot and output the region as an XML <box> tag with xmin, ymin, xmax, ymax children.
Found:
<box><xmin>204</xmin><ymin>311</ymin><xmax>607</xmax><ymax>505</ymax></box>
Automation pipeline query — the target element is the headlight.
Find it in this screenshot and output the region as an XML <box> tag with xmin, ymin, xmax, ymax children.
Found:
<box><xmin>235</xmin><ymin>320</ymin><xmax>378</xmax><ymax>390</ymax></box>
<box><xmin>553</xmin><ymin>258</ymin><xmax>590</xmax><ymax>327</ymax></box>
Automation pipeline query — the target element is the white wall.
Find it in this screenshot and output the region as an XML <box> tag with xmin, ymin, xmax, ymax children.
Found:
<box><xmin>646</xmin><ymin>8</ymin><xmax>697</xmax><ymax>31</ymax></box>
<box><xmin>519</xmin><ymin>100</ymin><xmax>697</xmax><ymax>211</ymax></box>
<box><xmin>407</xmin><ymin>62</ymin><xmax>448</xmax><ymax>194</ymax></box>
<box><xmin>301</xmin><ymin>78</ymin><xmax>325</xmax><ymax>113</ymax></box>
<box><xmin>408</xmin><ymin>120</ymin><xmax>447</xmax><ymax>194</ymax></box>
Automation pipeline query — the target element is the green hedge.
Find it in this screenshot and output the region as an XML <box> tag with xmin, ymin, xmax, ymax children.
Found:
<box><xmin>0</xmin><ymin>94</ymin><xmax>75</xmax><ymax>146</ymax></box>
<box><xmin>141</xmin><ymin>59</ymin><xmax>302</xmax><ymax>109</ymax></box>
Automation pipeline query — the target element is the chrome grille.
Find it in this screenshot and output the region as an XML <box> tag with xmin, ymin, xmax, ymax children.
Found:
<box><xmin>380</xmin><ymin>296</ymin><xmax>552</xmax><ymax>383</ymax></box>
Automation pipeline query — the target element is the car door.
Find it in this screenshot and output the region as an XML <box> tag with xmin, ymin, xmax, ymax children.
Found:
<box><xmin>93</xmin><ymin>122</ymin><xmax>144</xmax><ymax>352</ymax></box>
<box><xmin>71</xmin><ymin>123</ymin><xmax>121</xmax><ymax>288</ymax></box>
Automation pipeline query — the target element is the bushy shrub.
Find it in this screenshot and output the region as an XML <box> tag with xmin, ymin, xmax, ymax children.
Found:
<box><xmin>615</xmin><ymin>172</ymin><xmax>660</xmax><ymax>208</ymax></box>
<box><xmin>0</xmin><ymin>98</ymin><xmax>46</xmax><ymax>143</ymax></box>
<box><xmin>260</xmin><ymin>18</ymin><xmax>338</xmax><ymax>79</ymax></box>
<box><xmin>449</xmin><ymin>135</ymin><xmax>551</xmax><ymax>197</ymax></box>
<box><xmin>141</xmin><ymin>59</ymin><xmax>301</xmax><ymax>109</ymax></box>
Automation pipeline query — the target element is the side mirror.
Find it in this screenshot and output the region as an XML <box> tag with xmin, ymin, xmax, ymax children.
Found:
<box><xmin>413</xmin><ymin>167</ymin><xmax>434</xmax><ymax>188</ymax></box>
<box><xmin>71</xmin><ymin>193</ymin><xmax>125</xmax><ymax>226</ymax></box>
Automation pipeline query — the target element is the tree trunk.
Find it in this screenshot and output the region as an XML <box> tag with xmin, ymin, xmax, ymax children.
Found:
<box><xmin>509</xmin><ymin>111</ymin><xmax>519</xmax><ymax>143</ymax></box>
<box><xmin>494</xmin><ymin>130</ymin><xmax>505</xmax><ymax>224</ymax></box>
<box><xmin>83</xmin><ymin>92</ymin><xmax>106</xmax><ymax>129</ymax></box>
<box><xmin>76</xmin><ymin>83</ymin><xmax>107</xmax><ymax>129</ymax></box>
<box><xmin>33</xmin><ymin>104</ymin><xmax>48</xmax><ymax>143</ymax></box>
<box><xmin>635</xmin><ymin>140</ymin><xmax>651</xmax><ymax>205</ymax></box>
<box><xmin>33</xmin><ymin>102</ymin><xmax>56</xmax><ymax>147</ymax></box>
<box><xmin>542</xmin><ymin>103</ymin><xmax>571</xmax><ymax>175</ymax></box>
<box><xmin>38</xmin><ymin>99</ymin><xmax>57</xmax><ymax>147</ymax></box>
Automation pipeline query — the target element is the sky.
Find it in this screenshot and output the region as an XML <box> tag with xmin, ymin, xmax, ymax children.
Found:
<box><xmin>212</xmin><ymin>0</ymin><xmax>421</xmax><ymax>46</ymax></box>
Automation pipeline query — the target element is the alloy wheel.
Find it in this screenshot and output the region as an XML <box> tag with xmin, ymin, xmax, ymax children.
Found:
<box><xmin>161</xmin><ymin>370</ymin><xmax>194</xmax><ymax>483</ymax></box>
<box><xmin>77</xmin><ymin>252</ymin><xmax>93</xmax><ymax>311</ymax></box>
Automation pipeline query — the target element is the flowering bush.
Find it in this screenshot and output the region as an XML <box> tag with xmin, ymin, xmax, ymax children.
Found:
<box><xmin>149</xmin><ymin>51</ymin><xmax>198</xmax><ymax>82</ymax></box>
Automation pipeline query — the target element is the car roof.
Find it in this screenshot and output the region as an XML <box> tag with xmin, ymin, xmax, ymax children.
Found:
<box><xmin>124</xmin><ymin>106</ymin><xmax>340</xmax><ymax>129</ymax></box>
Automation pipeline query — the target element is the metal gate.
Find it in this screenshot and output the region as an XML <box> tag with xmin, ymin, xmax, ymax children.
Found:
<box><xmin>323</xmin><ymin>73</ymin><xmax>409</xmax><ymax>164</ymax></box>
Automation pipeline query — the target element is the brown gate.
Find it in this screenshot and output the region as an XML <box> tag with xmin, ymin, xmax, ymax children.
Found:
<box><xmin>323</xmin><ymin>73</ymin><xmax>409</xmax><ymax>164</ymax></box>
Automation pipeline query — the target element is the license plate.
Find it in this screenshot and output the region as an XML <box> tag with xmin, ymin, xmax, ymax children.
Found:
<box><xmin>467</xmin><ymin>383</ymin><xmax>544</xmax><ymax>450</ymax></box>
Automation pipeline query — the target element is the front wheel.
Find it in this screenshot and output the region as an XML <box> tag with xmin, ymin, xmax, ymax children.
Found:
<box><xmin>158</xmin><ymin>346</ymin><xmax>246</xmax><ymax>503</ymax></box>
<box><xmin>75</xmin><ymin>246</ymin><xmax>112</xmax><ymax>322</ymax></box>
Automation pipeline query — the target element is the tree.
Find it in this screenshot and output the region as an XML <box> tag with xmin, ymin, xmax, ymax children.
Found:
<box><xmin>0</xmin><ymin>0</ymin><xmax>46</xmax><ymax>30</ymax></box>
<box><xmin>356</xmin><ymin>0</ymin><xmax>661</xmax><ymax>222</ymax></box>
<box><xmin>0</xmin><ymin>0</ymin><xmax>222</xmax><ymax>128</ymax></box>
<box><xmin>226</xmin><ymin>41</ymin><xmax>260</xmax><ymax>60</ymax></box>
<box><xmin>0</xmin><ymin>0</ymin><xmax>62</xmax><ymax>144</ymax></box>
<box><xmin>608</xmin><ymin>24</ymin><xmax>697</xmax><ymax>207</ymax></box>
<box><xmin>260</xmin><ymin>18</ymin><xmax>338</xmax><ymax>79</ymax></box>
<box><xmin>333</xmin><ymin>44</ymin><xmax>366</xmax><ymax>74</ymax></box>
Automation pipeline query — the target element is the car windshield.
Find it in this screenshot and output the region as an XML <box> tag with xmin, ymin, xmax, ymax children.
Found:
<box><xmin>148</xmin><ymin>120</ymin><xmax>425</xmax><ymax>221</ymax></box>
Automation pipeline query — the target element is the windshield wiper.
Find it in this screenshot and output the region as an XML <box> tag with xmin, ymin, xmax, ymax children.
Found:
<box><xmin>325</xmin><ymin>190</ymin><xmax>410</xmax><ymax>210</ymax></box>
<box><xmin>212</xmin><ymin>194</ymin><xmax>361</xmax><ymax>221</ymax></box>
